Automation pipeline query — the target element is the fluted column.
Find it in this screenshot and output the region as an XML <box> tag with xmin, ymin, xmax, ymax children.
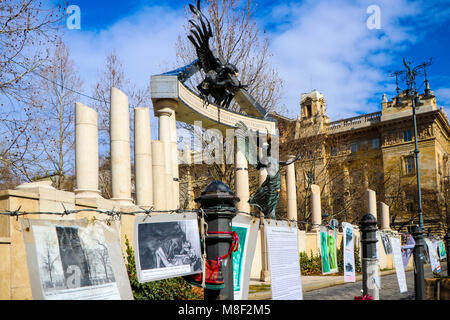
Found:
<box><xmin>311</xmin><ymin>184</ymin><xmax>322</xmax><ymax>231</ymax></box>
<box><xmin>110</xmin><ymin>87</ymin><xmax>133</xmax><ymax>206</ymax></box>
<box><xmin>378</xmin><ymin>202</ymin><xmax>390</xmax><ymax>230</ymax></box>
<box><xmin>169</xmin><ymin>109</ymin><xmax>180</xmax><ymax>208</ymax></box>
<box><xmin>134</xmin><ymin>107</ymin><xmax>153</xmax><ymax>208</ymax></box>
<box><xmin>286</xmin><ymin>156</ymin><xmax>297</xmax><ymax>221</ymax></box>
<box><xmin>74</xmin><ymin>102</ymin><xmax>101</xmax><ymax>198</ymax></box>
<box><xmin>151</xmin><ymin>140</ymin><xmax>167</xmax><ymax>210</ymax></box>
<box><xmin>235</xmin><ymin>148</ymin><xmax>250</xmax><ymax>213</ymax></box>
<box><xmin>154</xmin><ymin>99</ymin><xmax>177</xmax><ymax>210</ymax></box>
<box><xmin>366</xmin><ymin>189</ymin><xmax>377</xmax><ymax>219</ymax></box>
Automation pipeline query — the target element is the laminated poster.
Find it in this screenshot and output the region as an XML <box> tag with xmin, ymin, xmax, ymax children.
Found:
<box><xmin>319</xmin><ymin>227</ymin><xmax>330</xmax><ymax>274</ymax></box>
<box><xmin>20</xmin><ymin>218</ymin><xmax>133</xmax><ymax>300</ymax></box>
<box><xmin>391</xmin><ymin>236</ymin><xmax>407</xmax><ymax>293</ymax></box>
<box><xmin>320</xmin><ymin>226</ymin><xmax>338</xmax><ymax>275</ymax></box>
<box><xmin>438</xmin><ymin>240</ymin><xmax>446</xmax><ymax>260</ymax></box>
<box><xmin>232</xmin><ymin>214</ymin><xmax>260</xmax><ymax>300</ymax></box>
<box><xmin>134</xmin><ymin>213</ymin><xmax>203</xmax><ymax>283</ymax></box>
<box><xmin>424</xmin><ymin>238</ymin><xmax>441</xmax><ymax>273</ymax></box>
<box><xmin>264</xmin><ymin>220</ymin><xmax>303</xmax><ymax>300</ymax></box>
<box><xmin>342</xmin><ymin>223</ymin><xmax>355</xmax><ymax>282</ymax></box>
<box><xmin>380</xmin><ymin>232</ymin><xmax>393</xmax><ymax>255</ymax></box>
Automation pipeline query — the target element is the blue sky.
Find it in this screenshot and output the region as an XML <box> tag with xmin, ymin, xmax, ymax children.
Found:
<box><xmin>56</xmin><ymin>0</ymin><xmax>450</xmax><ymax>122</ymax></box>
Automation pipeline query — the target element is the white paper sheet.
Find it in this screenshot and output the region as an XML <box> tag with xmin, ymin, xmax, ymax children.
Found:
<box><xmin>391</xmin><ymin>236</ymin><xmax>407</xmax><ymax>293</ymax></box>
<box><xmin>264</xmin><ymin>220</ymin><xmax>302</xmax><ymax>300</ymax></box>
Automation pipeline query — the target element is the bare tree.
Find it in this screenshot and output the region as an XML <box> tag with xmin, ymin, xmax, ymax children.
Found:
<box><xmin>0</xmin><ymin>0</ymin><xmax>63</xmax><ymax>100</ymax></box>
<box><xmin>0</xmin><ymin>1</ymin><xmax>64</xmax><ymax>188</ymax></box>
<box><xmin>27</xmin><ymin>39</ymin><xmax>82</xmax><ymax>190</ymax></box>
<box><xmin>176</xmin><ymin>0</ymin><xmax>283</xmax><ymax>114</ymax></box>
<box><xmin>175</xmin><ymin>0</ymin><xmax>284</xmax><ymax>202</ymax></box>
<box><xmin>92</xmin><ymin>52</ymin><xmax>151</xmax><ymax>198</ymax></box>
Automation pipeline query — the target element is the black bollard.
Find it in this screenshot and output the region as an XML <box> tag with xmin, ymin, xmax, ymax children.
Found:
<box><xmin>360</xmin><ymin>213</ymin><xmax>379</xmax><ymax>300</ymax></box>
<box><xmin>412</xmin><ymin>225</ymin><xmax>425</xmax><ymax>300</ymax></box>
<box><xmin>445</xmin><ymin>228</ymin><xmax>450</xmax><ymax>277</ymax></box>
<box><xmin>195</xmin><ymin>180</ymin><xmax>239</xmax><ymax>300</ymax></box>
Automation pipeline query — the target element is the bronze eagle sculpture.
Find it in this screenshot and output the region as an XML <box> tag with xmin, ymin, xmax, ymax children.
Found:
<box><xmin>187</xmin><ymin>0</ymin><xmax>246</xmax><ymax>109</ymax></box>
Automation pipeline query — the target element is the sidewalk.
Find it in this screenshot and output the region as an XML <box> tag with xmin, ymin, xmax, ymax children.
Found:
<box><xmin>248</xmin><ymin>266</ymin><xmax>415</xmax><ymax>300</ymax></box>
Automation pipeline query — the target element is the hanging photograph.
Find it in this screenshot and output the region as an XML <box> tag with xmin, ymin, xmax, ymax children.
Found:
<box><xmin>424</xmin><ymin>238</ymin><xmax>441</xmax><ymax>273</ymax></box>
<box><xmin>438</xmin><ymin>240</ymin><xmax>446</xmax><ymax>260</ymax></box>
<box><xmin>327</xmin><ymin>228</ymin><xmax>338</xmax><ymax>274</ymax></box>
<box><xmin>232</xmin><ymin>214</ymin><xmax>260</xmax><ymax>300</ymax></box>
<box><xmin>380</xmin><ymin>232</ymin><xmax>392</xmax><ymax>255</ymax></box>
<box><xmin>319</xmin><ymin>226</ymin><xmax>331</xmax><ymax>274</ymax></box>
<box><xmin>134</xmin><ymin>213</ymin><xmax>202</xmax><ymax>283</ymax></box>
<box><xmin>20</xmin><ymin>219</ymin><xmax>133</xmax><ymax>300</ymax></box>
<box><xmin>342</xmin><ymin>222</ymin><xmax>355</xmax><ymax>282</ymax></box>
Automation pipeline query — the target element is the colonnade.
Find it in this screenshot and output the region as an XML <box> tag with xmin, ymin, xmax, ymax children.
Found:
<box><xmin>74</xmin><ymin>91</ymin><xmax>393</xmax><ymax>231</ymax></box>
<box><xmin>74</xmin><ymin>90</ymin><xmax>180</xmax><ymax>210</ymax></box>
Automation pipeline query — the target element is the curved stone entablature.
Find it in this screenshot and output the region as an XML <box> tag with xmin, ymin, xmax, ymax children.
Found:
<box><xmin>151</xmin><ymin>75</ymin><xmax>277</xmax><ymax>135</ymax></box>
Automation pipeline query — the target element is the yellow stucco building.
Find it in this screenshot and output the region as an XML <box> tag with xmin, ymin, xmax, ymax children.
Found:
<box><xmin>275</xmin><ymin>88</ymin><xmax>450</xmax><ymax>235</ymax></box>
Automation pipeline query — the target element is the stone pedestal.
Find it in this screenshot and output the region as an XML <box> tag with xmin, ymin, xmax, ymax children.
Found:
<box><xmin>110</xmin><ymin>87</ymin><xmax>133</xmax><ymax>206</ymax></box>
<box><xmin>311</xmin><ymin>184</ymin><xmax>321</xmax><ymax>231</ymax></box>
<box><xmin>151</xmin><ymin>140</ymin><xmax>167</xmax><ymax>210</ymax></box>
<box><xmin>134</xmin><ymin>107</ymin><xmax>153</xmax><ymax>208</ymax></box>
<box><xmin>74</xmin><ymin>102</ymin><xmax>101</xmax><ymax>199</ymax></box>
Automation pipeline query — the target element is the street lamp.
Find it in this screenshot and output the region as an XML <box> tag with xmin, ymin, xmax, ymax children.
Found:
<box><xmin>390</xmin><ymin>57</ymin><xmax>433</xmax><ymax>231</ymax></box>
<box><xmin>389</xmin><ymin>57</ymin><xmax>433</xmax><ymax>300</ymax></box>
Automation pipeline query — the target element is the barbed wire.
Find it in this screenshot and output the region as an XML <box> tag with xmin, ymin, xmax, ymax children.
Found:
<box><xmin>0</xmin><ymin>206</ymin><xmax>430</xmax><ymax>238</ymax></box>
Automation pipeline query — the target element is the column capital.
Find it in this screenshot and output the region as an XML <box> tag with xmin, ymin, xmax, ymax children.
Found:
<box><xmin>153</xmin><ymin>98</ymin><xmax>178</xmax><ymax>117</ymax></box>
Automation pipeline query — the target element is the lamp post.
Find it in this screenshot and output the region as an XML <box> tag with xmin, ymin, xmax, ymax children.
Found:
<box><xmin>390</xmin><ymin>57</ymin><xmax>433</xmax><ymax>300</ymax></box>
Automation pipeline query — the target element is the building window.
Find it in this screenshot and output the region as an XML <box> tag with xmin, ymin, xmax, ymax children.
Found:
<box><xmin>403</xmin><ymin>130</ymin><xmax>412</xmax><ymax>142</ymax></box>
<box><xmin>404</xmin><ymin>156</ymin><xmax>415</xmax><ymax>175</ymax></box>
<box><xmin>330</xmin><ymin>146</ymin><xmax>337</xmax><ymax>156</ymax></box>
<box><xmin>350</xmin><ymin>143</ymin><xmax>358</xmax><ymax>153</ymax></box>
<box><xmin>372</xmin><ymin>138</ymin><xmax>380</xmax><ymax>149</ymax></box>
<box><xmin>304</xmin><ymin>104</ymin><xmax>312</xmax><ymax>118</ymax></box>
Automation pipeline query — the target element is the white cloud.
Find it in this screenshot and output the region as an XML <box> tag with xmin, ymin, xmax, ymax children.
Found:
<box><xmin>264</xmin><ymin>0</ymin><xmax>426</xmax><ymax>120</ymax></box>
<box><xmin>62</xmin><ymin>5</ymin><xmax>185</xmax><ymax>98</ymax></box>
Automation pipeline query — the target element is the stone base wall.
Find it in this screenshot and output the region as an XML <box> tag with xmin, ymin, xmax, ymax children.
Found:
<box><xmin>0</xmin><ymin>183</ymin><xmax>139</xmax><ymax>300</ymax></box>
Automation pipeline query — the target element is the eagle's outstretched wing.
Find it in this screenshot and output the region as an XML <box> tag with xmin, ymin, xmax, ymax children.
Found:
<box><xmin>188</xmin><ymin>0</ymin><xmax>219</xmax><ymax>74</ymax></box>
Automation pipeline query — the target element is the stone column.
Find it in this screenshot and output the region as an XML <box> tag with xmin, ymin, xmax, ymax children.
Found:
<box><xmin>378</xmin><ymin>202</ymin><xmax>390</xmax><ymax>230</ymax></box>
<box><xmin>169</xmin><ymin>110</ymin><xmax>180</xmax><ymax>208</ymax></box>
<box><xmin>134</xmin><ymin>107</ymin><xmax>153</xmax><ymax>208</ymax></box>
<box><xmin>110</xmin><ymin>87</ymin><xmax>133</xmax><ymax>206</ymax></box>
<box><xmin>235</xmin><ymin>148</ymin><xmax>250</xmax><ymax>213</ymax></box>
<box><xmin>366</xmin><ymin>189</ymin><xmax>377</xmax><ymax>219</ymax></box>
<box><xmin>154</xmin><ymin>99</ymin><xmax>177</xmax><ymax>210</ymax></box>
<box><xmin>74</xmin><ymin>102</ymin><xmax>101</xmax><ymax>199</ymax></box>
<box><xmin>311</xmin><ymin>184</ymin><xmax>322</xmax><ymax>231</ymax></box>
<box><xmin>151</xmin><ymin>140</ymin><xmax>167</xmax><ymax>211</ymax></box>
<box><xmin>286</xmin><ymin>156</ymin><xmax>297</xmax><ymax>221</ymax></box>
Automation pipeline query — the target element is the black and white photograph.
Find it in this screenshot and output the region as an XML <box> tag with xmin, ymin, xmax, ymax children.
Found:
<box><xmin>25</xmin><ymin>220</ymin><xmax>129</xmax><ymax>300</ymax></box>
<box><xmin>135</xmin><ymin>214</ymin><xmax>202</xmax><ymax>283</ymax></box>
<box><xmin>380</xmin><ymin>232</ymin><xmax>393</xmax><ymax>255</ymax></box>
